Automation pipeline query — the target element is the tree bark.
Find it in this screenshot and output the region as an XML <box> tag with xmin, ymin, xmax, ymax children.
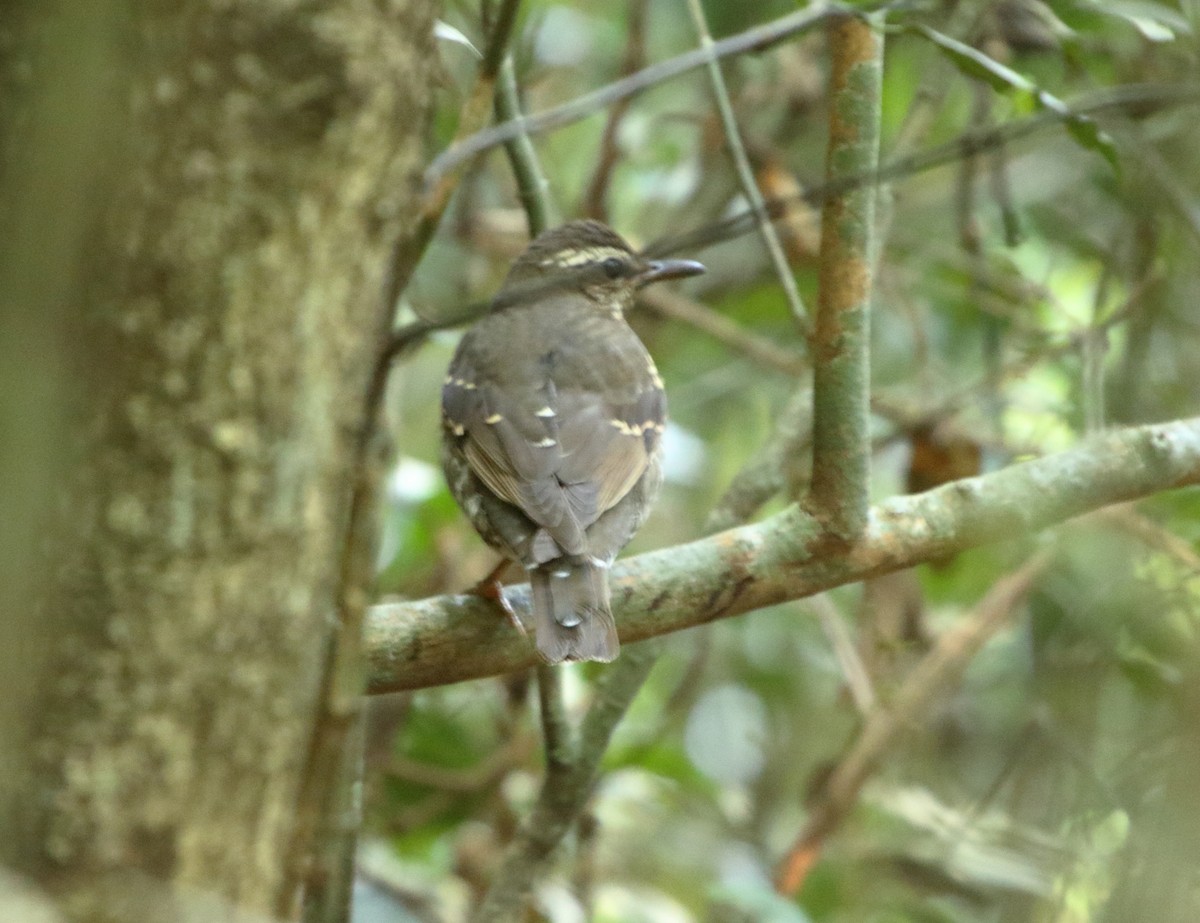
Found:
<box><xmin>0</xmin><ymin>1</ymin><xmax>437</xmax><ymax>919</ymax></box>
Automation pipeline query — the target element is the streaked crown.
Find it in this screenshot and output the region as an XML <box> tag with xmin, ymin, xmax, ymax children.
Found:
<box><xmin>515</xmin><ymin>220</ymin><xmax>637</xmax><ymax>271</ymax></box>
<box><xmin>494</xmin><ymin>220</ymin><xmax>704</xmax><ymax>312</ymax></box>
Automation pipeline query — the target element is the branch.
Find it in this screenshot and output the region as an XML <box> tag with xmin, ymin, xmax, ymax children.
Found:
<box><xmin>470</xmin><ymin>644</ymin><xmax>660</xmax><ymax>921</ymax></box>
<box><xmin>384</xmin><ymin>85</ymin><xmax>1198</xmax><ymax>363</ymax></box>
<box><xmin>807</xmin><ymin>11</ymin><xmax>883</xmax><ymax>530</ymax></box>
<box><xmin>705</xmin><ymin>387</ymin><xmax>811</xmax><ymax>533</ymax></box>
<box><xmin>685</xmin><ymin>0</ymin><xmax>809</xmax><ymax>331</ymax></box>
<box><xmin>495</xmin><ymin>55</ymin><xmax>559</xmax><ymax>236</ymax></box>
<box><xmin>581</xmin><ymin>0</ymin><xmax>649</xmax><ymax>219</ymax></box>
<box><xmin>651</xmin><ymin>83</ymin><xmax>1200</xmax><ymax>259</ymax></box>
<box><xmin>425</xmin><ymin>4</ymin><xmax>851</xmax><ymax>186</ymax></box>
<box><xmin>774</xmin><ymin>551</ymin><xmax>1051</xmax><ymax>895</ymax></box>
<box><xmin>366</xmin><ymin>418</ymin><xmax>1200</xmax><ymax>692</ymax></box>
<box><xmin>637</xmin><ymin>288</ymin><xmax>806</xmax><ymax>377</ymax></box>
<box><xmin>381</xmin><ymin>0</ymin><xmax>525</xmax><ymax>316</ymax></box>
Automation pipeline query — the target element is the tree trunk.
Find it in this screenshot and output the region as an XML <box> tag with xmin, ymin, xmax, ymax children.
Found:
<box><xmin>0</xmin><ymin>1</ymin><xmax>437</xmax><ymax>919</ymax></box>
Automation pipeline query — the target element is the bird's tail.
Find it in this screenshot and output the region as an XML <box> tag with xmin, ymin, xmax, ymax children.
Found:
<box><xmin>530</xmin><ymin>560</ymin><xmax>618</xmax><ymax>663</ymax></box>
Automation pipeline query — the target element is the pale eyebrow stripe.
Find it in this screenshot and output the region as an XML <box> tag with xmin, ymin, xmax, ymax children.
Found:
<box><xmin>541</xmin><ymin>246</ymin><xmax>629</xmax><ymax>268</ymax></box>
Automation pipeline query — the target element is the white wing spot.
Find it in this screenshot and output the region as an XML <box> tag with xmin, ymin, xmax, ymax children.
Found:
<box><xmin>485</xmin><ymin>413</ymin><xmax>503</xmax><ymax>424</ymax></box>
<box><xmin>534</xmin><ymin>437</ymin><xmax>557</xmax><ymax>447</ymax></box>
<box><xmin>534</xmin><ymin>406</ymin><xmax>555</xmax><ymax>417</ymax></box>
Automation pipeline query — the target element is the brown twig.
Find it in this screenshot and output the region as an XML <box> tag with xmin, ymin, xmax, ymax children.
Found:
<box><xmin>388</xmin><ymin>736</ymin><xmax>533</xmax><ymax>793</ymax></box>
<box><xmin>470</xmin><ymin>643</ymin><xmax>662</xmax><ymax>921</ymax></box>
<box><xmin>649</xmin><ymin>83</ymin><xmax>1200</xmax><ymax>259</ymax></box>
<box><xmin>775</xmin><ymin>551</ymin><xmax>1053</xmax><ymax>895</ymax></box>
<box><xmin>886</xmin><ymin>266</ymin><xmax>1161</xmax><ymax>432</ymax></box>
<box><xmin>1094</xmin><ymin>505</ymin><xmax>1200</xmax><ymax>573</ymax></box>
<box><xmin>581</xmin><ymin>0</ymin><xmax>650</xmax><ymax>220</ymax></box>
<box><xmin>705</xmin><ymin>387</ymin><xmax>812</xmax><ymax>533</ymax></box>
<box><xmin>638</xmin><ymin>288</ymin><xmax>806</xmax><ymax>376</ymax></box>
<box><xmin>426</xmin><ymin>4</ymin><xmax>852</xmax><ymax>185</ymax></box>
<box><xmin>812</xmin><ymin>594</ymin><xmax>876</xmax><ymax>716</ymax></box>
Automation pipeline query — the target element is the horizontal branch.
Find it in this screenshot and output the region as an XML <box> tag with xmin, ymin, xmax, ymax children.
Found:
<box><xmin>367</xmin><ymin>418</ymin><xmax>1200</xmax><ymax>692</ymax></box>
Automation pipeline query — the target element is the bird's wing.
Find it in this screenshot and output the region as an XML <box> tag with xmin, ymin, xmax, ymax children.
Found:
<box><xmin>553</xmin><ymin>384</ymin><xmax>664</xmax><ymax>516</ymax></box>
<box><xmin>443</xmin><ymin>342</ymin><xmax>664</xmax><ymax>558</ymax></box>
<box><xmin>444</xmin><ymin>352</ymin><xmax>589</xmax><ymax>555</ymax></box>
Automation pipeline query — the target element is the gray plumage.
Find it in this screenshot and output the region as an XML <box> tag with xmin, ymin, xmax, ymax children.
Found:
<box><xmin>441</xmin><ymin>221</ymin><xmax>702</xmax><ymax>663</ymax></box>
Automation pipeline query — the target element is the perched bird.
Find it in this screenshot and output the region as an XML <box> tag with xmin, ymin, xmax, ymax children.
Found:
<box><xmin>442</xmin><ymin>220</ymin><xmax>704</xmax><ymax>663</ymax></box>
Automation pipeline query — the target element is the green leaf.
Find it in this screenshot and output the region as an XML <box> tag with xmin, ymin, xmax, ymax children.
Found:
<box><xmin>1082</xmin><ymin>0</ymin><xmax>1192</xmax><ymax>42</ymax></box>
<box><xmin>912</xmin><ymin>24</ymin><xmax>1120</xmax><ymax>173</ymax></box>
<box><xmin>913</xmin><ymin>24</ymin><xmax>1037</xmax><ymax>95</ymax></box>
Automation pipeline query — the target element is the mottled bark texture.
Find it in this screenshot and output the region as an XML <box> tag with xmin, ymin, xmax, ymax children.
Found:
<box><xmin>0</xmin><ymin>1</ymin><xmax>437</xmax><ymax>919</ymax></box>
<box><xmin>807</xmin><ymin>13</ymin><xmax>883</xmax><ymax>537</ymax></box>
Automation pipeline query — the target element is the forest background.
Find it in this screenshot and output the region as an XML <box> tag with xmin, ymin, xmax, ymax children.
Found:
<box><xmin>3</xmin><ymin>1</ymin><xmax>1200</xmax><ymax>922</ymax></box>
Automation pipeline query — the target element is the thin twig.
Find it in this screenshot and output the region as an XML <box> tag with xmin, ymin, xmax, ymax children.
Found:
<box><xmin>1083</xmin><ymin>261</ymin><xmax>1112</xmax><ymax>434</ymax></box>
<box><xmin>881</xmin><ymin>266</ymin><xmax>1161</xmax><ymax>432</ymax></box>
<box><xmin>581</xmin><ymin>0</ymin><xmax>650</xmax><ymax>220</ymax></box>
<box><xmin>496</xmin><ymin>55</ymin><xmax>560</xmax><ymax>236</ymax></box>
<box><xmin>705</xmin><ymin>387</ymin><xmax>812</xmax><ymax>533</ymax></box>
<box><xmin>536</xmin><ymin>664</ymin><xmax>575</xmax><ymax>772</ymax></box>
<box><xmin>385</xmin><ymin>88</ymin><xmax>1195</xmax><ymax>364</ymax></box>
<box><xmin>426</xmin><ymin>4</ymin><xmax>854</xmax><ymax>186</ymax></box>
<box><xmin>1094</xmin><ymin>505</ymin><xmax>1200</xmax><ymax>573</ymax></box>
<box><xmin>383</xmin><ymin>0</ymin><xmax>526</xmax><ymax>319</ymax></box>
<box><xmin>638</xmin><ymin>288</ymin><xmax>806</xmax><ymax>376</ymax></box>
<box><xmin>650</xmin><ymin>83</ymin><xmax>1200</xmax><ymax>259</ymax></box>
<box><xmin>470</xmin><ymin>643</ymin><xmax>662</xmax><ymax>921</ymax></box>
<box><xmin>890</xmin><ymin>0</ymin><xmax>984</xmax><ymax>157</ymax></box>
<box><xmin>388</xmin><ymin>737</ymin><xmax>532</xmax><ymax>792</ymax></box>
<box><xmin>774</xmin><ymin>551</ymin><xmax>1053</xmax><ymax>895</ymax></box>
<box><xmin>811</xmin><ymin>594</ymin><xmax>875</xmax><ymax>715</ymax></box>
<box><xmin>684</xmin><ymin>0</ymin><xmax>809</xmax><ymax>332</ymax></box>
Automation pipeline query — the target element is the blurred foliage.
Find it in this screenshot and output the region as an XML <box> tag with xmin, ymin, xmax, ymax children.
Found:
<box><xmin>367</xmin><ymin>0</ymin><xmax>1200</xmax><ymax>920</ymax></box>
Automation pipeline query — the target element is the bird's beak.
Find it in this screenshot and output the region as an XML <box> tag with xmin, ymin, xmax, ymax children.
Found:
<box><xmin>636</xmin><ymin>258</ymin><xmax>706</xmax><ymax>288</ymax></box>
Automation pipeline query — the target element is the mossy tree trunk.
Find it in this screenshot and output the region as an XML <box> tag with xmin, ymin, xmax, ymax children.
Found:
<box><xmin>0</xmin><ymin>1</ymin><xmax>437</xmax><ymax>919</ymax></box>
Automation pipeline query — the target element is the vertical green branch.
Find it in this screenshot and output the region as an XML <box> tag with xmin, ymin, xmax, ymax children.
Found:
<box><xmin>807</xmin><ymin>12</ymin><xmax>883</xmax><ymax>538</ymax></box>
<box><xmin>495</xmin><ymin>55</ymin><xmax>560</xmax><ymax>236</ymax></box>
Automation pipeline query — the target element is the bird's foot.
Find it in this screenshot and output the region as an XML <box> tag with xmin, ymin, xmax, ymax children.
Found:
<box><xmin>469</xmin><ymin>559</ymin><xmax>527</xmax><ymax>637</ymax></box>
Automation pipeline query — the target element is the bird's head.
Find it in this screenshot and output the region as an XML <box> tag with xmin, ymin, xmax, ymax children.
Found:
<box><xmin>495</xmin><ymin>220</ymin><xmax>705</xmax><ymax>314</ymax></box>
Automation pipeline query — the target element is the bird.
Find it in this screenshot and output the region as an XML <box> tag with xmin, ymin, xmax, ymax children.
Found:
<box><xmin>441</xmin><ymin>220</ymin><xmax>705</xmax><ymax>663</ymax></box>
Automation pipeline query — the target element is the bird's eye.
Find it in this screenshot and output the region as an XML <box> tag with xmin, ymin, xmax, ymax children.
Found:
<box><xmin>601</xmin><ymin>257</ymin><xmax>625</xmax><ymax>279</ymax></box>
